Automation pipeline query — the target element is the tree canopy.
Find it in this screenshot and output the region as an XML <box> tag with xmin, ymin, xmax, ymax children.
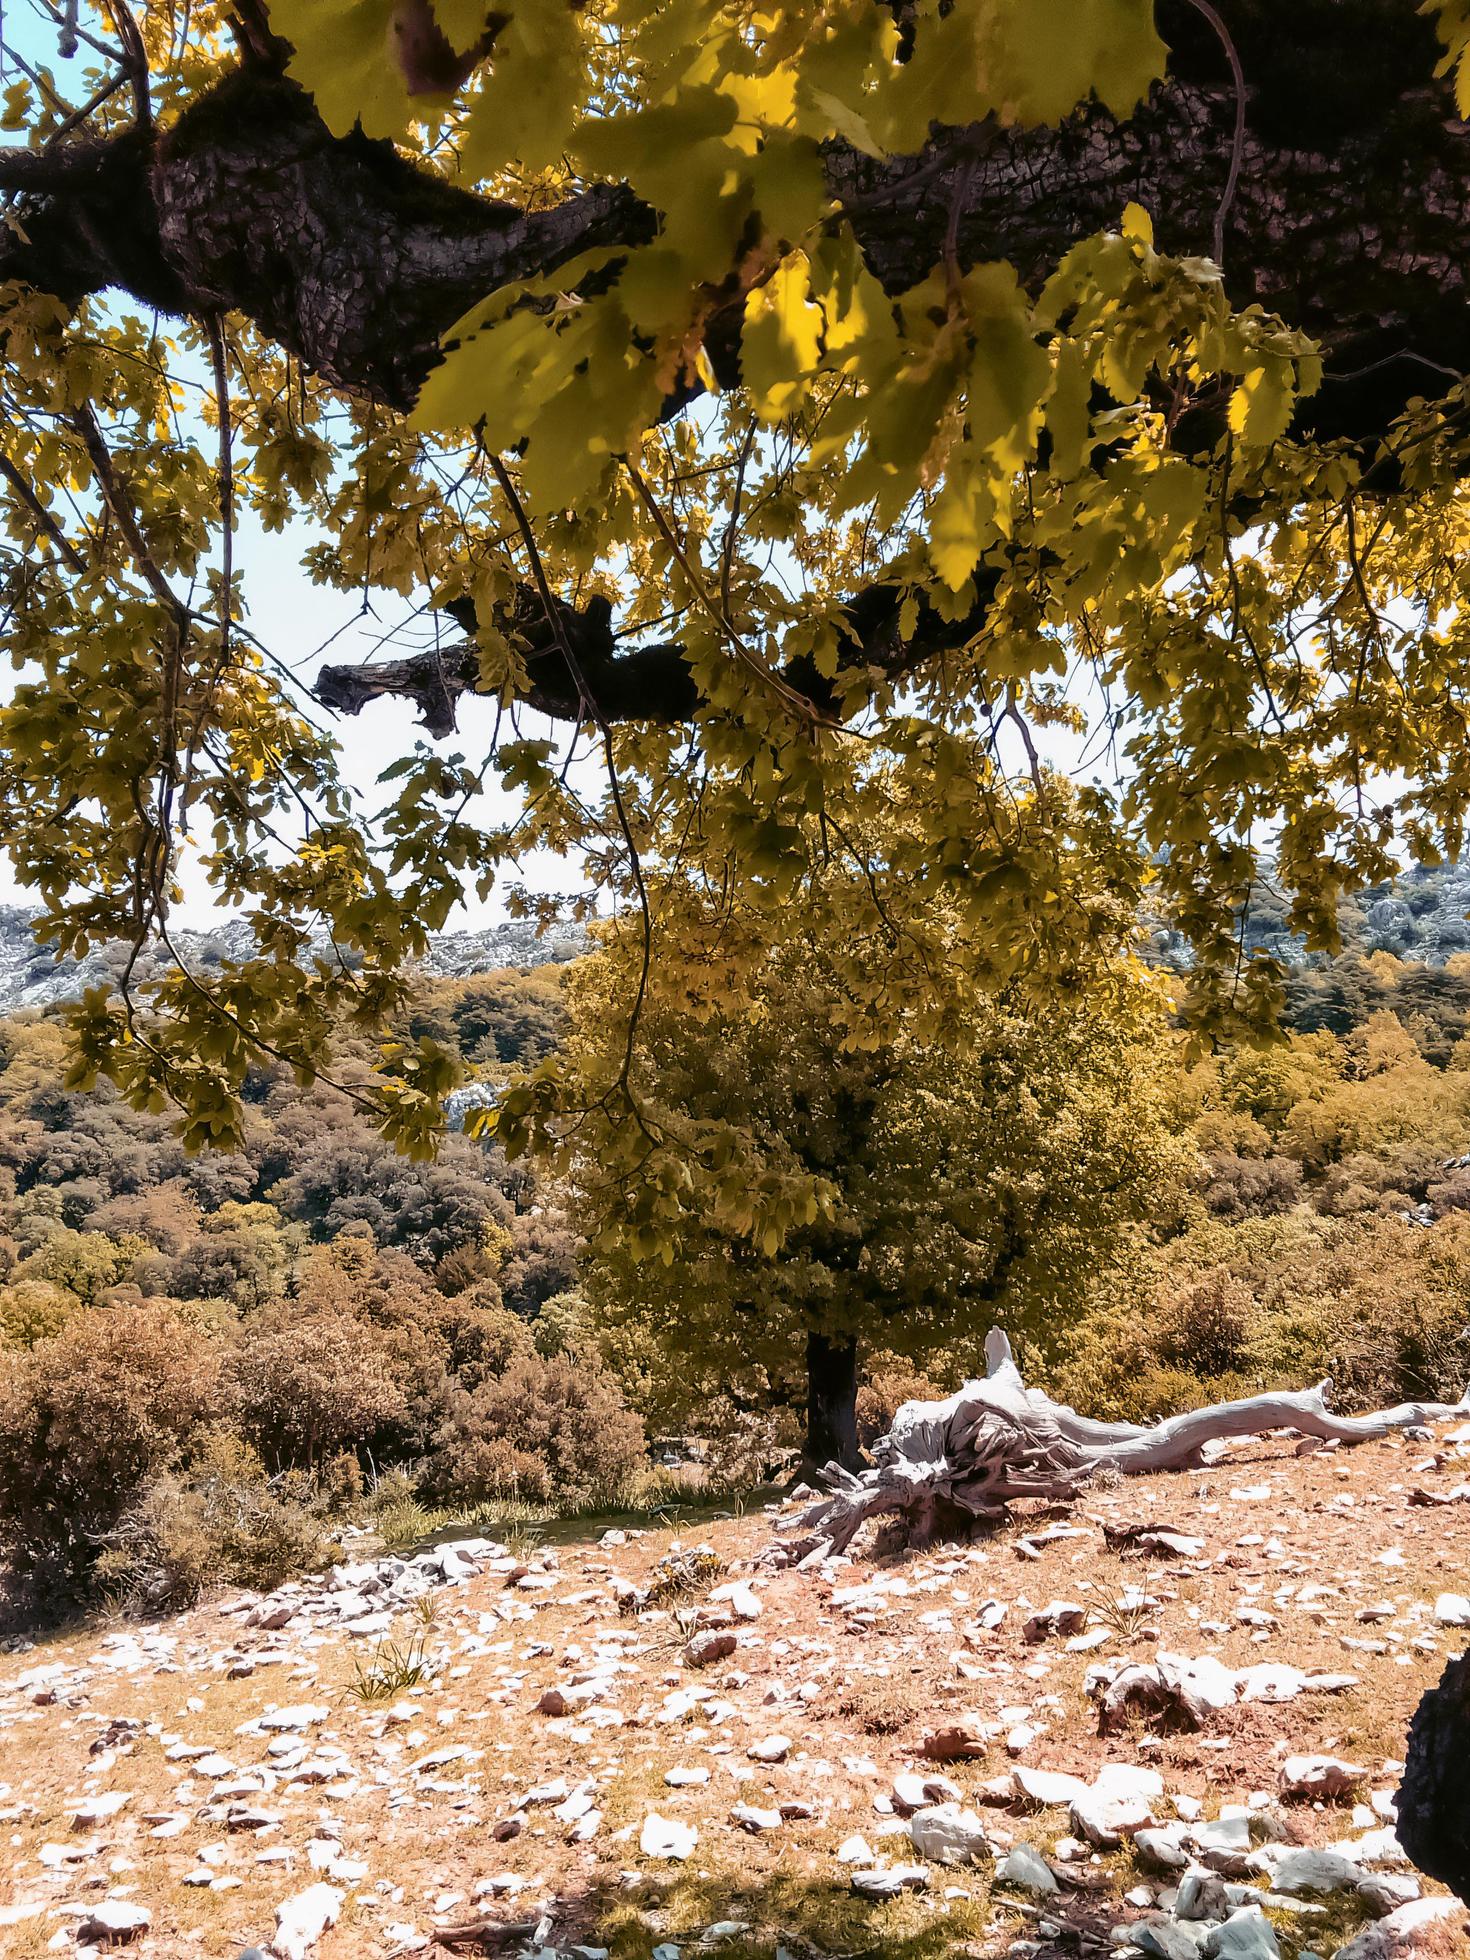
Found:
<box><xmin>5</xmin><ymin>0</ymin><xmax>1470</xmax><ymax>1226</ymax></box>
<box><xmin>565</xmin><ymin>921</ymin><xmax>1187</xmax><ymax>1463</ymax></box>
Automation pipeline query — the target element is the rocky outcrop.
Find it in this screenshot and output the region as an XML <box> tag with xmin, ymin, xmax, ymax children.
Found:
<box><xmin>0</xmin><ymin>905</ymin><xmax>586</xmax><ymax>1014</ymax></box>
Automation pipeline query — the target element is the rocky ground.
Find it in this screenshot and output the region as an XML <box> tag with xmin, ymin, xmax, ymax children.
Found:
<box><xmin>3</xmin><ymin>1429</ymin><xmax>1470</xmax><ymax>1960</ymax></box>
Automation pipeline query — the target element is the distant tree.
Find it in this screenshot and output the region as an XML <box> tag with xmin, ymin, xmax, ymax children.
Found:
<box><xmin>563</xmin><ymin>924</ymin><xmax>1188</xmax><ymax>1466</ymax></box>
<box><xmin>258</xmin><ymin>1094</ymin><xmax>508</xmax><ymax>1261</ymax></box>
<box><xmin>433</xmin><ymin>970</ymin><xmax>568</xmax><ymax>1069</ymax></box>
<box><xmin>497</xmin><ymin>1210</ymin><xmax>581</xmax><ymax>1319</ymax></box>
<box><xmin>229</xmin><ymin>1304</ymin><xmax>402</xmax><ymax>1473</ymax></box>
<box><xmin>166</xmin><ymin>1201</ymin><xmax>295</xmax><ymax>1310</ymax></box>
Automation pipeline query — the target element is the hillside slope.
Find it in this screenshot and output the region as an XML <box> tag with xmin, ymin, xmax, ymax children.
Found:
<box><xmin>1</xmin><ymin>1424</ymin><xmax>1467</xmax><ymax>1960</ymax></box>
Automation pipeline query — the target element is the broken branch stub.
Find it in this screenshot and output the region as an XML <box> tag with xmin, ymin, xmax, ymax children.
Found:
<box><xmin>765</xmin><ymin>1328</ymin><xmax>1470</xmax><ymax>1566</ymax></box>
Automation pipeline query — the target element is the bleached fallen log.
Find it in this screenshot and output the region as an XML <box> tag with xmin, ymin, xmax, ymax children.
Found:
<box><xmin>767</xmin><ymin>1329</ymin><xmax>1470</xmax><ymax>1566</ymax></box>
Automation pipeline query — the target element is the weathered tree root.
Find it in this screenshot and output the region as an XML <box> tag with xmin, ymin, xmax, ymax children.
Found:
<box><xmin>765</xmin><ymin>1329</ymin><xmax>1470</xmax><ymax>1567</ymax></box>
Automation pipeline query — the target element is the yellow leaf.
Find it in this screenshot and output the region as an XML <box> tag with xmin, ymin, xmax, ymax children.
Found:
<box><xmin>742</xmin><ymin>252</ymin><xmax>823</xmax><ymax>422</ymax></box>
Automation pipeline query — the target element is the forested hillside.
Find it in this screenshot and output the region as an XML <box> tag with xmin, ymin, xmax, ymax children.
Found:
<box><xmin>6</xmin><ymin>930</ymin><xmax>1470</xmax><ymax>1632</ymax></box>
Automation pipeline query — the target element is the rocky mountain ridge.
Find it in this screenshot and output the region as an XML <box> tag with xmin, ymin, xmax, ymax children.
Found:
<box><xmin>7</xmin><ymin>856</ymin><xmax>1470</xmax><ymax>1018</ymax></box>
<box><xmin>0</xmin><ymin>906</ymin><xmax>588</xmax><ymax>1015</ymax></box>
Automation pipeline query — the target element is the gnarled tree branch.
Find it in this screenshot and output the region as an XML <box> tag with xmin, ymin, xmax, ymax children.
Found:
<box><xmin>5</xmin><ymin>0</ymin><xmax>1469</xmax><ymax>728</ymax></box>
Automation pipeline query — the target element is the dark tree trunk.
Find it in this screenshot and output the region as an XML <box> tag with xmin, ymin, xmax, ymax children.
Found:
<box><xmin>805</xmin><ymin>1331</ymin><xmax>861</xmax><ymax>1473</ymax></box>
<box><xmin>1398</xmin><ymin>1652</ymin><xmax>1470</xmax><ymax>1905</ymax></box>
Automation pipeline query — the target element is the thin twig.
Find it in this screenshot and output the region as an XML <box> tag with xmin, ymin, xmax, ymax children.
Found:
<box><xmin>626</xmin><ymin>460</ymin><xmax>830</xmax><ymax>725</ymax></box>
<box><xmin>0</xmin><ymin>450</ymin><xmax>85</xmax><ymax>570</ymax></box>
<box><xmin>488</xmin><ymin>451</ymin><xmax>659</xmax><ymax>1132</ymax></box>
<box><xmin>1184</xmin><ymin>0</ymin><xmax>1246</xmax><ymax>268</ymax></box>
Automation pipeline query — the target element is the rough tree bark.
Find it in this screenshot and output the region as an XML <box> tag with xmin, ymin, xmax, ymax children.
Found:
<box><xmin>805</xmin><ymin>1331</ymin><xmax>862</xmax><ymax>1474</ymax></box>
<box><xmin>765</xmin><ymin>1327</ymin><xmax>1470</xmax><ymax>1566</ymax></box>
<box><xmin>1399</xmin><ymin>1653</ymin><xmax>1470</xmax><ymax>1907</ymax></box>
<box><xmin>4</xmin><ymin>2</ymin><xmax>1470</xmax><ymax>731</ymax></box>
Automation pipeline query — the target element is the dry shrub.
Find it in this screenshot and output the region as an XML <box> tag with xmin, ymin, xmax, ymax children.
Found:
<box><xmin>229</xmin><ymin>1306</ymin><xmax>404</xmax><ymax>1471</ymax></box>
<box><xmin>837</xmin><ymin>1669</ymin><xmax>936</xmax><ymax>1736</ymax></box>
<box><xmin>0</xmin><ymin>1300</ymin><xmax>220</xmax><ymax>1607</ymax></box>
<box><xmin>427</xmin><ymin>1351</ymin><xmax>645</xmax><ymax>1509</ymax></box>
<box><xmin>95</xmin><ymin>1428</ymin><xmax>334</xmax><ymax>1615</ymax></box>
<box><xmin>698</xmin><ymin>1398</ymin><xmax>801</xmax><ymax>1488</ymax></box>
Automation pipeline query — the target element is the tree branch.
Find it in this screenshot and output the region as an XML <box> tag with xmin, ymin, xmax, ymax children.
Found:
<box><xmin>6</xmin><ymin>0</ymin><xmax>1469</xmax><ymax>732</ymax></box>
<box><xmin>314</xmin><ymin>574</ymin><xmax>999</xmax><ymax>731</ymax></box>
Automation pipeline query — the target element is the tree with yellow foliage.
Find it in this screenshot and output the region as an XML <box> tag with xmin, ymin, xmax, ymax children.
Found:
<box><xmin>4</xmin><ymin>0</ymin><xmax>1470</xmax><ymax>1245</ymax></box>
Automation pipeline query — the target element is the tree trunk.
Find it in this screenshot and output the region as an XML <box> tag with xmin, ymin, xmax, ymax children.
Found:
<box><xmin>805</xmin><ymin>1332</ymin><xmax>860</xmax><ymax>1473</ymax></box>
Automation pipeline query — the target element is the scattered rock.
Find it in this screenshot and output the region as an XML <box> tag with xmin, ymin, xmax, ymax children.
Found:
<box><xmin>892</xmin><ymin>1771</ymin><xmax>962</xmax><ymax>1815</ymax></box>
<box><xmin>1280</xmin><ymin>1754</ymin><xmax>1367</xmax><ymax>1801</ymax></box>
<box><xmin>923</xmin><ymin>1717</ymin><xmax>990</xmax><ymax>1761</ymax></box>
<box><xmin>1023</xmin><ymin>1600</ymin><xmax>1087</xmax><ymax>1643</ymax></box>
<box><xmin>1071</xmin><ymin>1766</ymin><xmax>1163</xmax><ymax>1848</ymax></box>
<box><xmin>1201</xmin><ymin>1908</ymin><xmax>1280</xmax><ymax>1960</ymax></box>
<box><xmin>75</xmin><ymin>1901</ymin><xmax>151</xmax><ymax>1944</ymax></box>
<box><xmin>640</xmin><ymin>1813</ymin><xmax>698</xmax><ymax>1860</ymax></box>
<box><xmin>1334</xmin><ymin>1896</ymin><xmax>1464</xmax><ymax>1960</ymax></box>
<box><xmin>272</xmin><ymin>1883</ymin><xmax>343</xmax><ymax>1960</ymax></box>
<box><xmin>747</xmin><ymin>1735</ymin><xmax>791</xmax><ymax>1764</ymax></box>
<box><xmin>684</xmin><ymin>1630</ymin><xmax>738</xmax><ymax>1668</ymax></box>
<box><xmin>851</xmin><ymin>1864</ymin><xmax>929</xmax><ymax>1898</ymax></box>
<box><xmin>997</xmin><ymin>1844</ymin><xmax>1059</xmax><ymax>1893</ymax></box>
<box><xmin>907</xmin><ymin>1802</ymin><xmax>993</xmax><ymax>1866</ymax></box>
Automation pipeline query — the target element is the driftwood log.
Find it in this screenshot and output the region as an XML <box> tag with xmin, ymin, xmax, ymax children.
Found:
<box><xmin>767</xmin><ymin>1329</ymin><xmax>1470</xmax><ymax>1566</ymax></box>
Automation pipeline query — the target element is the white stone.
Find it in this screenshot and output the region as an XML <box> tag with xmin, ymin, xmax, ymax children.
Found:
<box><xmin>272</xmin><ymin>1884</ymin><xmax>343</xmax><ymax>1960</ymax></box>
<box><xmin>1280</xmin><ymin>1754</ymin><xmax>1366</xmax><ymax>1801</ymax></box>
<box><xmin>709</xmin><ymin>1582</ymin><xmax>762</xmax><ymax>1621</ymax></box>
<box><xmin>76</xmin><ymin>1902</ymin><xmax>151</xmax><ymax>1943</ymax></box>
<box><xmin>1434</xmin><ymin>1593</ymin><xmax>1470</xmax><ymax>1627</ymax></box>
<box><xmin>747</xmin><ymin>1734</ymin><xmax>791</xmax><ymax>1763</ymax></box>
<box><xmin>1013</xmin><ymin>1765</ymin><xmax>1090</xmax><ymax>1808</ymax></box>
<box><xmin>997</xmin><ymin>1844</ymin><xmax>1059</xmax><ymax>1893</ymax></box>
<box><xmin>1332</xmin><ymin>1897</ymin><xmax>1463</xmax><ymax>1960</ymax></box>
<box><xmin>257</xmin><ymin>1703</ymin><xmax>329</xmax><ymax>1732</ymax></box>
<box><xmin>907</xmin><ymin>1802</ymin><xmax>992</xmax><ymax>1866</ymax></box>
<box><xmin>851</xmin><ymin>1864</ymin><xmax>929</xmax><ymax>1898</ymax></box>
<box><xmin>1201</xmin><ymin>1908</ymin><xmax>1279</xmax><ymax>1960</ymax></box>
<box><xmin>71</xmin><ymin>1791</ymin><xmax>131</xmax><ymax>1827</ymax></box>
<box><xmin>1249</xmin><ymin>1844</ymin><xmax>1364</xmax><ymax>1894</ymax></box>
<box><xmin>893</xmin><ymin>1771</ymin><xmax>962</xmax><ymax>1814</ymax></box>
<box><xmin>1071</xmin><ymin>1766</ymin><xmax>1163</xmax><ymax>1848</ymax></box>
<box><xmin>1135</xmin><ymin>1921</ymin><xmax>1207</xmax><ymax>1960</ymax></box>
<box><xmin>640</xmin><ymin>1812</ymin><xmax>698</xmax><ymax>1860</ymax></box>
<box><xmin>731</xmin><ymin>1803</ymin><xmax>783</xmax><ymax>1833</ymax></box>
<box><xmin>1134</xmin><ymin>1825</ymin><xmax>1191</xmax><ymax>1871</ymax></box>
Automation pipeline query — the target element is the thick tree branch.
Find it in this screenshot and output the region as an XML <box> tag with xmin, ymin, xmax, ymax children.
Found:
<box><xmin>314</xmin><ymin>577</ymin><xmax>999</xmax><ymax>732</ymax></box>
<box><xmin>6</xmin><ymin>4</ymin><xmax>1466</xmax><ymax>425</ymax></box>
<box><xmin>6</xmin><ymin>0</ymin><xmax>1469</xmax><ymax>728</ymax></box>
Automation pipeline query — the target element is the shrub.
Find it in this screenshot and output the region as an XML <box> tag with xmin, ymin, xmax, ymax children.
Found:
<box><xmin>428</xmin><ymin>1352</ymin><xmax>645</xmax><ymax>1509</ymax></box>
<box><xmin>0</xmin><ymin>1301</ymin><xmax>220</xmax><ymax>1607</ymax></box>
<box><xmin>95</xmin><ymin>1429</ymin><xmax>335</xmax><ymax>1616</ymax></box>
<box><xmin>229</xmin><ymin>1307</ymin><xmax>405</xmax><ymax>1471</ymax></box>
<box><xmin>1201</xmin><ymin>1152</ymin><xmax>1302</xmax><ymax>1219</ymax></box>
<box><xmin>0</xmin><ymin>1276</ymin><xmax>73</xmax><ymax>1346</ymax></box>
<box><xmin>1151</xmin><ymin>1271</ymin><xmax>1254</xmax><ymax>1378</ymax></box>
